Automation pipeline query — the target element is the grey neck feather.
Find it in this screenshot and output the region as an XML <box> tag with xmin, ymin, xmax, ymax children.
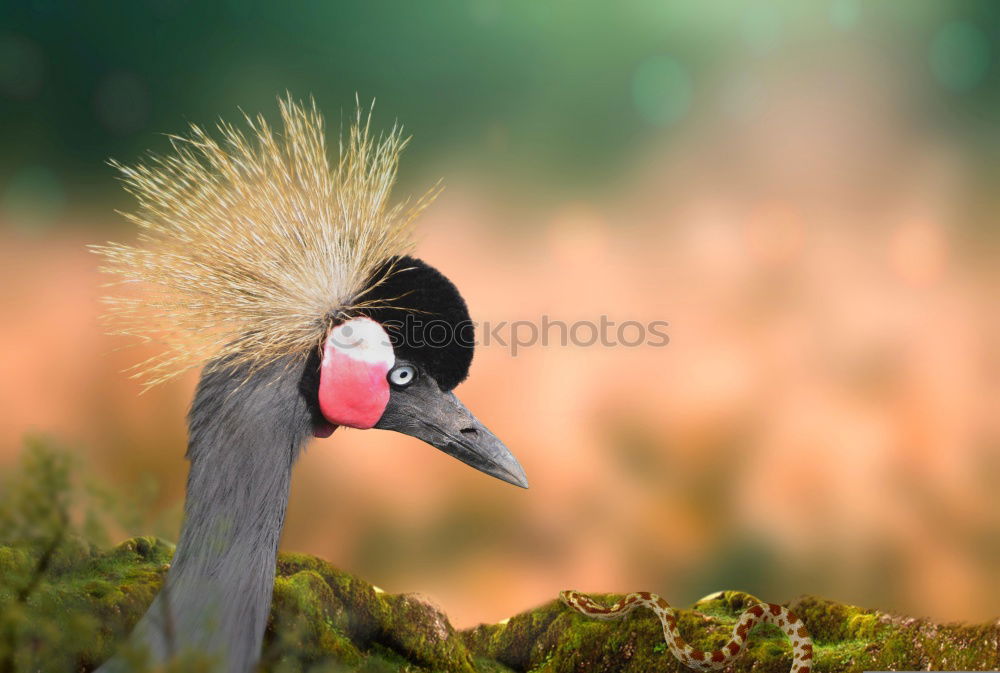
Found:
<box><xmin>98</xmin><ymin>355</ymin><xmax>317</xmax><ymax>673</ymax></box>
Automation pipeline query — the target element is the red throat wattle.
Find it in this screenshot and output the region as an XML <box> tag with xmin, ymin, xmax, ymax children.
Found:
<box><xmin>317</xmin><ymin>317</ymin><xmax>395</xmax><ymax>432</ymax></box>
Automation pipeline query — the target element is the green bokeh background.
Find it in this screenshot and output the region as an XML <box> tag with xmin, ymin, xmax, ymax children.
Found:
<box><xmin>2</xmin><ymin>0</ymin><xmax>997</xmax><ymax>223</ymax></box>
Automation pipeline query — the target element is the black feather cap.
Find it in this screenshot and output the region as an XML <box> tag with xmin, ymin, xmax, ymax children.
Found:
<box><xmin>359</xmin><ymin>256</ymin><xmax>474</xmax><ymax>391</ymax></box>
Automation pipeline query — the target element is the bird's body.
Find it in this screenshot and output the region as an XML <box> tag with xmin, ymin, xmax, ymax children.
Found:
<box><xmin>93</xmin><ymin>99</ymin><xmax>527</xmax><ymax>672</ymax></box>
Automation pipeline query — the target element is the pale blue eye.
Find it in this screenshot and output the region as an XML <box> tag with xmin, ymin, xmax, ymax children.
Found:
<box><xmin>388</xmin><ymin>364</ymin><xmax>416</xmax><ymax>387</ymax></box>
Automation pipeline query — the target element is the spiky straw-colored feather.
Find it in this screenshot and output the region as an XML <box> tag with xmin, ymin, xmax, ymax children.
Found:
<box><xmin>92</xmin><ymin>97</ymin><xmax>439</xmax><ymax>388</ymax></box>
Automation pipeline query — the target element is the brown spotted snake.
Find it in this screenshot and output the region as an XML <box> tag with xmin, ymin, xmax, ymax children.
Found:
<box><xmin>560</xmin><ymin>590</ymin><xmax>813</xmax><ymax>673</ymax></box>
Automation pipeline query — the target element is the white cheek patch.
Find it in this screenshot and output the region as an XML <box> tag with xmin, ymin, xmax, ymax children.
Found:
<box><xmin>318</xmin><ymin>317</ymin><xmax>395</xmax><ymax>430</ymax></box>
<box><xmin>327</xmin><ymin>317</ymin><xmax>395</xmax><ymax>367</ymax></box>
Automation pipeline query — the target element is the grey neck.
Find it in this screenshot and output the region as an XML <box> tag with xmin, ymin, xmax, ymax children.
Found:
<box><xmin>98</xmin><ymin>355</ymin><xmax>317</xmax><ymax>673</ymax></box>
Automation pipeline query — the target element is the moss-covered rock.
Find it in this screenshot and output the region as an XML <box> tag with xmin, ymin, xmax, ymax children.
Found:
<box><xmin>379</xmin><ymin>592</ymin><xmax>477</xmax><ymax>673</ymax></box>
<box><xmin>504</xmin><ymin>590</ymin><xmax>1000</xmax><ymax>673</ymax></box>
<box><xmin>0</xmin><ymin>535</ymin><xmax>174</xmax><ymax>671</ymax></box>
<box><xmin>275</xmin><ymin>552</ymin><xmax>390</xmax><ymax>646</ymax></box>
<box><xmin>461</xmin><ymin>597</ymin><xmax>565</xmax><ymax>670</ymax></box>
<box><xmin>264</xmin><ymin>569</ymin><xmax>363</xmax><ymax>671</ymax></box>
<box><xmin>1</xmin><ymin>537</ymin><xmax>997</xmax><ymax>672</ymax></box>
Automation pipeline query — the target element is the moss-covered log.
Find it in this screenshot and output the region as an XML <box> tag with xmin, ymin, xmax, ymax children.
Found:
<box><xmin>0</xmin><ymin>537</ymin><xmax>997</xmax><ymax>672</ymax></box>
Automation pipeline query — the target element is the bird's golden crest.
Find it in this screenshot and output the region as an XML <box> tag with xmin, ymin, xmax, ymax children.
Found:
<box><xmin>92</xmin><ymin>97</ymin><xmax>439</xmax><ymax>388</ymax></box>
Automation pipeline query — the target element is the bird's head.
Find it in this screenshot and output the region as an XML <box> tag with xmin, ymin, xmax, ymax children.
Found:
<box><xmin>92</xmin><ymin>99</ymin><xmax>527</xmax><ymax>489</ymax></box>
<box><xmin>315</xmin><ymin>256</ymin><xmax>528</xmax><ymax>488</ymax></box>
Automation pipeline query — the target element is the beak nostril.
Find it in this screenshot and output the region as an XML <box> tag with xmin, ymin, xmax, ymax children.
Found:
<box><xmin>460</xmin><ymin>427</ymin><xmax>478</xmax><ymax>437</ymax></box>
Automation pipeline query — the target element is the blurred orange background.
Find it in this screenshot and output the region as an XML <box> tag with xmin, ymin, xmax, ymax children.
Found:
<box><xmin>1</xmin><ymin>1</ymin><xmax>998</xmax><ymax>628</ymax></box>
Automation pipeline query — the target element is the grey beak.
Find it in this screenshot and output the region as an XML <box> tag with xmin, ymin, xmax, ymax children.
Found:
<box><xmin>374</xmin><ymin>373</ymin><xmax>529</xmax><ymax>489</ymax></box>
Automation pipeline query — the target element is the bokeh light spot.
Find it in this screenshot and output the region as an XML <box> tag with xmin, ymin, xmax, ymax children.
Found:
<box><xmin>0</xmin><ymin>34</ymin><xmax>45</xmax><ymax>100</ymax></box>
<box><xmin>829</xmin><ymin>0</ymin><xmax>860</xmax><ymax>31</ymax></box>
<box><xmin>470</xmin><ymin>0</ymin><xmax>500</xmax><ymax>25</ymax></box>
<box><xmin>632</xmin><ymin>56</ymin><xmax>692</xmax><ymax>126</ymax></box>
<box><xmin>929</xmin><ymin>21</ymin><xmax>992</xmax><ymax>92</ymax></box>
<box><xmin>2</xmin><ymin>165</ymin><xmax>65</xmax><ymax>231</ymax></box>
<box><xmin>94</xmin><ymin>71</ymin><xmax>151</xmax><ymax>135</ymax></box>
<box><xmin>741</xmin><ymin>5</ymin><xmax>783</xmax><ymax>54</ymax></box>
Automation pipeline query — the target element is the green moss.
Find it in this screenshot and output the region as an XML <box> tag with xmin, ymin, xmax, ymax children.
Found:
<box><xmin>2</xmin><ymin>537</ymin><xmax>998</xmax><ymax>672</ymax></box>
<box><xmin>488</xmin><ymin>590</ymin><xmax>999</xmax><ymax>673</ymax></box>
<box><xmin>379</xmin><ymin>592</ymin><xmax>476</xmax><ymax>672</ymax></box>
<box><xmin>273</xmin><ymin>552</ymin><xmax>479</xmax><ymax>672</ymax></box>
<box><xmin>473</xmin><ymin>655</ymin><xmax>518</xmax><ymax>673</ymax></box>
<box><xmin>461</xmin><ymin>598</ymin><xmax>564</xmax><ymax>670</ymax></box>
<box><xmin>0</xmin><ymin>545</ymin><xmax>31</xmax><ymax>579</ymax></box>
<box><xmin>792</xmin><ymin>596</ymin><xmax>879</xmax><ymax>643</ymax></box>
<box><xmin>846</xmin><ymin>612</ymin><xmax>881</xmax><ymax>641</ymax></box>
<box><xmin>693</xmin><ymin>590</ymin><xmax>763</xmax><ymax>618</ymax></box>
<box><xmin>276</xmin><ymin>553</ymin><xmax>389</xmax><ymax>645</ymax></box>
<box><xmin>0</xmin><ymin>535</ymin><xmax>174</xmax><ymax>671</ymax></box>
<box><xmin>264</xmin><ymin>570</ymin><xmax>363</xmax><ymax>671</ymax></box>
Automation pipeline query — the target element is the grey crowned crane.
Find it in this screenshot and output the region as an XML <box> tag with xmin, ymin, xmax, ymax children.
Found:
<box><xmin>92</xmin><ymin>99</ymin><xmax>528</xmax><ymax>672</ymax></box>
